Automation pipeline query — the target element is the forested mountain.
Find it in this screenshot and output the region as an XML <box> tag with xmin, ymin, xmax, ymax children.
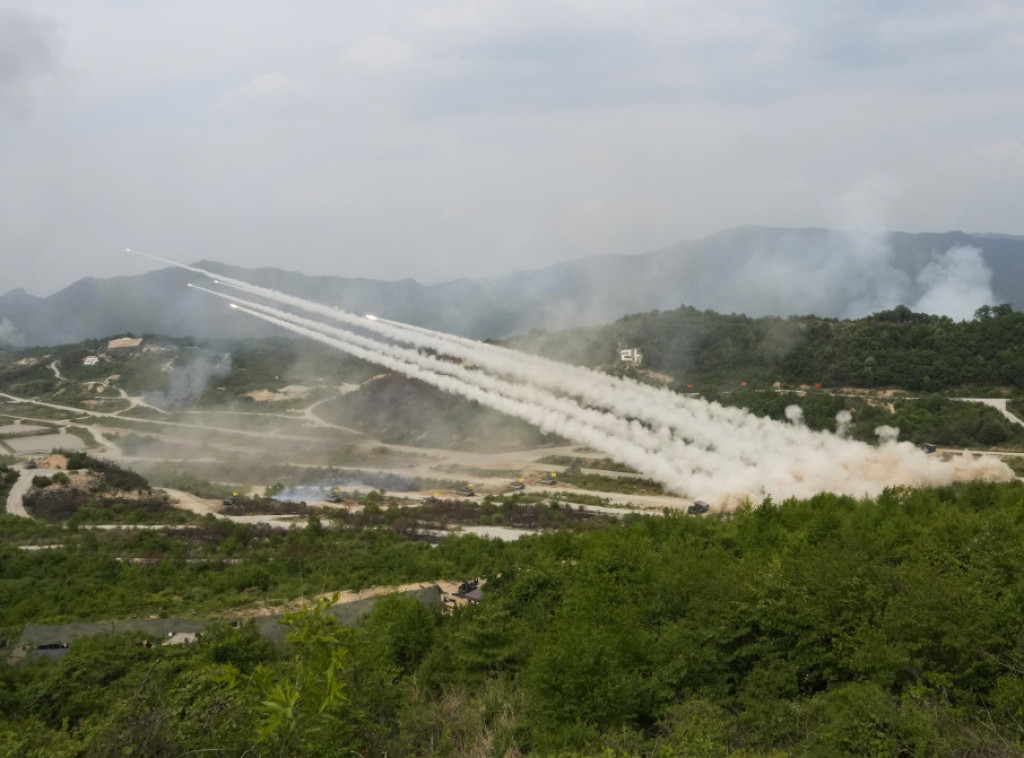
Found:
<box><xmin>508</xmin><ymin>303</ymin><xmax>1024</xmax><ymax>393</ymax></box>
<box><xmin>3</xmin><ymin>227</ymin><xmax>1024</xmax><ymax>345</ymax></box>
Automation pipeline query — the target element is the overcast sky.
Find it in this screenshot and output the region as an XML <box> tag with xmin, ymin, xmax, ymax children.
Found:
<box><xmin>1</xmin><ymin>0</ymin><xmax>1023</xmax><ymax>297</ymax></box>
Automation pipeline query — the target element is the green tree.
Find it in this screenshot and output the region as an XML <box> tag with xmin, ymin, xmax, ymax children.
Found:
<box><xmin>222</xmin><ymin>596</ymin><xmax>354</xmax><ymax>757</ymax></box>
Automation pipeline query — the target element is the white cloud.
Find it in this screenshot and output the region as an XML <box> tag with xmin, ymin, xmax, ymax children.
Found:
<box><xmin>216</xmin><ymin>72</ymin><xmax>324</xmax><ymax>115</ymax></box>
<box><xmin>2</xmin><ymin>0</ymin><xmax>1024</xmax><ymax>296</ymax></box>
<box><xmin>0</xmin><ymin>8</ymin><xmax>61</xmax><ymax>118</ymax></box>
<box><xmin>345</xmin><ymin>35</ymin><xmax>413</xmax><ymax>69</ymax></box>
<box><xmin>970</xmin><ymin>139</ymin><xmax>1024</xmax><ymax>170</ymax></box>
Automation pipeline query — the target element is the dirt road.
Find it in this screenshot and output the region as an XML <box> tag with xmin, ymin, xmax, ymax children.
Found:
<box><xmin>160</xmin><ymin>488</ymin><xmax>222</xmax><ymax>516</ymax></box>
<box><xmin>5</xmin><ymin>467</ymin><xmax>57</xmax><ymax>519</ymax></box>
<box><xmin>957</xmin><ymin>398</ymin><xmax>1024</xmax><ymax>428</ymax></box>
<box><xmin>0</xmin><ymin>391</ymin><xmax>328</xmax><ymax>443</ymax></box>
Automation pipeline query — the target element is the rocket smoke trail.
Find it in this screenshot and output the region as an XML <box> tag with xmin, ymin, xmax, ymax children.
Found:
<box><xmin>134</xmin><ymin>250</ymin><xmax>781</xmax><ymax>452</ymax></box>
<box><xmin>227</xmin><ymin>303</ymin><xmax>712</xmax><ymax>493</ymax></box>
<box><xmin>135</xmin><ymin>250</ymin><xmax>856</xmax><ymax>462</ymax></box>
<box><xmin>133</xmin><ymin>249</ymin><xmax>1013</xmax><ymax>506</ymax></box>
<box><xmin>193</xmin><ymin>284</ymin><xmax>721</xmax><ymax>484</ymax></box>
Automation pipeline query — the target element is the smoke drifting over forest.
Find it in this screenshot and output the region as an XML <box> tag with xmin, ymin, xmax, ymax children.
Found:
<box><xmin>144</xmin><ymin>353</ymin><xmax>232</xmax><ymax>410</ymax></box>
<box><xmin>139</xmin><ymin>251</ymin><xmax>1012</xmax><ymax>509</ymax></box>
<box><xmin>721</xmin><ymin>232</ymin><xmax>997</xmax><ymax>321</ymax></box>
<box><xmin>0</xmin><ymin>318</ymin><xmax>25</xmax><ymax>346</ymax></box>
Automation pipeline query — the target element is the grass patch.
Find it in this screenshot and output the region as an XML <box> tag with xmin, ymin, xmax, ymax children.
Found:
<box><xmin>0</xmin><ymin>402</ymin><xmax>83</xmax><ymax>421</ymax></box>
<box><xmin>66</xmin><ymin>426</ymin><xmax>98</xmax><ymax>448</ymax></box>
<box><xmin>0</xmin><ymin>512</ymin><xmax>65</xmax><ymax>545</ymax></box>
<box><xmin>139</xmin><ymin>466</ymin><xmax>239</xmax><ymax>500</ymax></box>
<box><xmin>432</xmin><ymin>464</ymin><xmax>525</xmax><ymax>479</ymax></box>
<box><xmin>535</xmin><ymin>454</ymin><xmax>638</xmax><ymax>473</ymax></box>
<box><xmin>555</xmin><ymin>470</ymin><xmax>666</xmax><ymax>495</ymax></box>
<box><xmin>532</xmin><ymin>489</ymin><xmax>621</xmax><ymax>507</ymax></box>
<box><xmin>1003</xmin><ymin>456</ymin><xmax>1024</xmax><ymax>476</ymax></box>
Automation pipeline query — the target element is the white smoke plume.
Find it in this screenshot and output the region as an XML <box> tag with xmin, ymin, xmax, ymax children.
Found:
<box><xmin>913</xmin><ymin>246</ymin><xmax>994</xmax><ymax>321</ymax></box>
<box><xmin>144</xmin><ymin>353</ymin><xmax>232</xmax><ymax>409</ymax></box>
<box><xmin>140</xmin><ymin>252</ymin><xmax>1013</xmax><ymax>508</ymax></box>
<box><xmin>184</xmin><ymin>267</ymin><xmax>825</xmax><ymax>465</ymax></box>
<box><xmin>785</xmin><ymin>405</ymin><xmax>805</xmax><ymax>427</ymax></box>
<box><xmin>0</xmin><ymin>318</ymin><xmax>25</xmax><ymax>346</ymax></box>
<box><xmin>229</xmin><ymin>303</ymin><xmax>704</xmax><ymax>492</ymax></box>
<box><xmin>723</xmin><ymin>230</ymin><xmax>996</xmax><ymax>321</ymax></box>
<box><xmin>875</xmin><ymin>425</ymin><xmax>901</xmax><ymax>444</ymax></box>
<box><xmin>196</xmin><ymin>286</ymin><xmax>707</xmax><ymax>473</ymax></box>
<box><xmin>835</xmin><ymin>410</ymin><xmax>852</xmax><ymax>437</ymax></box>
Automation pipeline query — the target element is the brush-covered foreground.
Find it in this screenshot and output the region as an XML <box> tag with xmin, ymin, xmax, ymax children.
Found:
<box><xmin>4</xmin><ymin>481</ymin><xmax>1024</xmax><ymax>756</ymax></box>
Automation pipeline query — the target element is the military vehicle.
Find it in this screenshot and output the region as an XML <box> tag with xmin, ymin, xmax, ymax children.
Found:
<box><xmin>327</xmin><ymin>487</ymin><xmax>343</xmax><ymax>503</ymax></box>
<box><xmin>424</xmin><ymin>493</ymin><xmax>442</xmax><ymax>504</ymax></box>
<box><xmin>24</xmin><ymin>459</ymin><xmax>37</xmax><ymax>470</ymax></box>
<box><xmin>507</xmin><ymin>479</ymin><xmax>525</xmax><ymax>491</ymax></box>
<box><xmin>455</xmin><ymin>578</ymin><xmax>482</xmax><ymax>602</ymax></box>
<box><xmin>687</xmin><ymin>500</ymin><xmax>710</xmax><ymax>515</ymax></box>
<box><xmin>455</xmin><ymin>485</ymin><xmax>477</xmax><ymax>497</ymax></box>
<box><xmin>539</xmin><ymin>472</ymin><xmax>558</xmax><ymax>485</ymax></box>
<box><xmin>921</xmin><ymin>443</ymin><xmax>937</xmax><ymax>454</ymax></box>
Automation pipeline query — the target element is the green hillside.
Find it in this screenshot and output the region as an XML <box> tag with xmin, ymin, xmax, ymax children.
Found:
<box><xmin>5</xmin><ymin>483</ymin><xmax>1024</xmax><ymax>755</ymax></box>
<box><xmin>507</xmin><ymin>303</ymin><xmax>1024</xmax><ymax>393</ymax></box>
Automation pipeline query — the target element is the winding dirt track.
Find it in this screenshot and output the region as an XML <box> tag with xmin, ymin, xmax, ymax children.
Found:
<box><xmin>958</xmin><ymin>398</ymin><xmax>1024</xmax><ymax>428</ymax></box>
<box><xmin>4</xmin><ymin>467</ymin><xmax>57</xmax><ymax>518</ymax></box>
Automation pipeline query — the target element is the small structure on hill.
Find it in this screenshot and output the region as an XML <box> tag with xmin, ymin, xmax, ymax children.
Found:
<box><xmin>107</xmin><ymin>337</ymin><xmax>143</xmax><ymax>352</ymax></box>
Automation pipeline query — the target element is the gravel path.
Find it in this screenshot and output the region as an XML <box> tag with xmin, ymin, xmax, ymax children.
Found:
<box><xmin>5</xmin><ymin>467</ymin><xmax>58</xmax><ymax>519</ymax></box>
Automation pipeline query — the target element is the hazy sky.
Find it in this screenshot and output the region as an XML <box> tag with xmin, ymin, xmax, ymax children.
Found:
<box><xmin>2</xmin><ymin>0</ymin><xmax>1023</xmax><ymax>297</ymax></box>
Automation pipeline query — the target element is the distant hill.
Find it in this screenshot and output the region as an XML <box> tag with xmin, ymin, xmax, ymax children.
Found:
<box><xmin>3</xmin><ymin>226</ymin><xmax>1024</xmax><ymax>345</ymax></box>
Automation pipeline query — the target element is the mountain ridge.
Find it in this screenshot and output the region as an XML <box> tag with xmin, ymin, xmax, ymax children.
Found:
<box><xmin>3</xmin><ymin>226</ymin><xmax>1024</xmax><ymax>345</ymax></box>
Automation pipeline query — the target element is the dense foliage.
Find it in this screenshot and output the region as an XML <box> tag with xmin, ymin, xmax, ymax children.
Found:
<box><xmin>0</xmin><ymin>518</ymin><xmax>503</xmax><ymax>629</ymax></box>
<box><xmin>707</xmin><ymin>390</ymin><xmax>1024</xmax><ymax>447</ymax></box>
<box><xmin>508</xmin><ymin>303</ymin><xmax>1024</xmax><ymax>392</ymax></box>
<box><xmin>5</xmin><ymin>482</ymin><xmax>1024</xmax><ymax>755</ymax></box>
<box><xmin>19</xmin><ymin>453</ymin><xmax>167</xmax><ymax>523</ymax></box>
<box><xmin>0</xmin><ymin>464</ymin><xmax>18</xmax><ymax>503</ymax></box>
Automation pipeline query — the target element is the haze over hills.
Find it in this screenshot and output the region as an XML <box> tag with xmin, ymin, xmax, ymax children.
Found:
<box><xmin>3</xmin><ymin>226</ymin><xmax>1024</xmax><ymax>346</ymax></box>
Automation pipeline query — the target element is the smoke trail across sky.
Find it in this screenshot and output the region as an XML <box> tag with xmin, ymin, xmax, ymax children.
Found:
<box><xmin>143</xmin><ymin>250</ymin><xmax>829</xmax><ymax>454</ymax></box>
<box><xmin>226</xmin><ymin>302</ymin><xmax>706</xmax><ymax>492</ymax></box>
<box><xmin>195</xmin><ymin>284</ymin><xmax>718</xmax><ymax>484</ymax></box>
<box><xmin>132</xmin><ymin>249</ymin><xmax>1014</xmax><ymax>507</ymax></box>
